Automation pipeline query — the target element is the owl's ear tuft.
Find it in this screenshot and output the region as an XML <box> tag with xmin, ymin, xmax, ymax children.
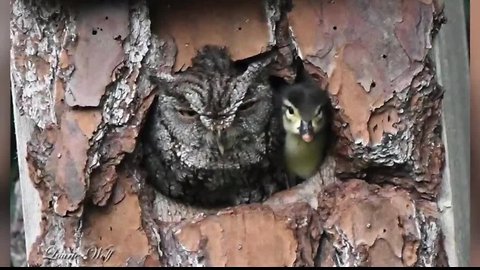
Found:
<box><xmin>149</xmin><ymin>74</ymin><xmax>176</xmax><ymax>95</ymax></box>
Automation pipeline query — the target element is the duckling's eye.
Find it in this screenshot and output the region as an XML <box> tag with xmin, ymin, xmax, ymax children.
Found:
<box><xmin>284</xmin><ymin>105</ymin><xmax>294</xmax><ymax>115</ymax></box>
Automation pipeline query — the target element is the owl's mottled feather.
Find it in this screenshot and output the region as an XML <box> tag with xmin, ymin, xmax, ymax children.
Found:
<box><xmin>142</xmin><ymin>46</ymin><xmax>286</xmax><ymax>207</ymax></box>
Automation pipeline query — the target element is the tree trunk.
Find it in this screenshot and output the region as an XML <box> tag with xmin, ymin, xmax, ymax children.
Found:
<box><xmin>11</xmin><ymin>0</ymin><xmax>451</xmax><ymax>266</ymax></box>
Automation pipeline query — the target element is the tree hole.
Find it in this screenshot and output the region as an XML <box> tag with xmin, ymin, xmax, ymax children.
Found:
<box><xmin>373</xmin><ymin>124</ymin><xmax>378</xmax><ymax>132</ymax></box>
<box><xmin>92</xmin><ymin>29</ymin><xmax>97</xmax><ymax>35</ymax></box>
<box><xmin>238</xmin><ymin>27</ymin><xmax>242</xmax><ymax>31</ymax></box>
<box><xmin>370</xmin><ymin>81</ymin><xmax>376</xmax><ymax>88</ymax></box>
<box><xmin>140</xmin><ymin>50</ymin><xmax>335</xmax><ymax>209</ymax></box>
<box><xmin>382</xmin><ymin>54</ymin><xmax>387</xmax><ymax>59</ymax></box>
<box><xmin>105</xmin><ymin>16</ymin><xmax>109</xmax><ymax>20</ymax></box>
<box><xmin>333</xmin><ymin>25</ymin><xmax>337</xmax><ymax>30</ymax></box>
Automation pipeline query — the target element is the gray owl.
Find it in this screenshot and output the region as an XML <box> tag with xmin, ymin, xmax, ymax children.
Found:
<box><xmin>142</xmin><ymin>46</ymin><xmax>286</xmax><ymax>207</ymax></box>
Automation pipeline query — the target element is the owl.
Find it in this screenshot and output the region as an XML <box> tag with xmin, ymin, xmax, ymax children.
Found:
<box><xmin>142</xmin><ymin>46</ymin><xmax>287</xmax><ymax>207</ymax></box>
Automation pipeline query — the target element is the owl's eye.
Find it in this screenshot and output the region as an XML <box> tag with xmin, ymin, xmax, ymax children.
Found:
<box><xmin>177</xmin><ymin>108</ymin><xmax>198</xmax><ymax>118</ymax></box>
<box><xmin>239</xmin><ymin>100</ymin><xmax>256</xmax><ymax>111</ymax></box>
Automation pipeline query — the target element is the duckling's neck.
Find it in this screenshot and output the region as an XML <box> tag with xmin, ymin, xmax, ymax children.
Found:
<box><xmin>284</xmin><ymin>132</ymin><xmax>325</xmax><ymax>179</ymax></box>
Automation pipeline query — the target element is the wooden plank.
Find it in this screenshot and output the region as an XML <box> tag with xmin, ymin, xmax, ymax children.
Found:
<box><xmin>432</xmin><ymin>0</ymin><xmax>470</xmax><ymax>266</ymax></box>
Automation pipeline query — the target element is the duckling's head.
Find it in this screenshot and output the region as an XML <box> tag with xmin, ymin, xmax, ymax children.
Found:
<box><xmin>281</xmin><ymin>81</ymin><xmax>329</xmax><ymax>143</ymax></box>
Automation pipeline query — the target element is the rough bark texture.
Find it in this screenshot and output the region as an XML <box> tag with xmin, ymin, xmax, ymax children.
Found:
<box><xmin>10</xmin><ymin>181</ymin><xmax>27</xmax><ymax>267</ymax></box>
<box><xmin>11</xmin><ymin>0</ymin><xmax>448</xmax><ymax>266</ymax></box>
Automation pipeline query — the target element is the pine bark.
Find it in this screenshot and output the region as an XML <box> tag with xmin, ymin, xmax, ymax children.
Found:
<box><xmin>11</xmin><ymin>0</ymin><xmax>448</xmax><ymax>266</ymax></box>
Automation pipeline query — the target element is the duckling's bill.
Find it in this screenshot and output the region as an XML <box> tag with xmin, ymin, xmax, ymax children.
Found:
<box><xmin>300</xmin><ymin>120</ymin><xmax>314</xmax><ymax>143</ymax></box>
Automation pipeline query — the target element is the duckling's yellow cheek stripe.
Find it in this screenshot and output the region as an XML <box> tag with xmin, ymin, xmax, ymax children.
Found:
<box><xmin>284</xmin><ymin>111</ymin><xmax>292</xmax><ymax>121</ymax></box>
<box><xmin>292</xmin><ymin>117</ymin><xmax>301</xmax><ymax>129</ymax></box>
<box><xmin>285</xmin><ymin>112</ymin><xmax>299</xmax><ymax>124</ymax></box>
<box><xmin>312</xmin><ymin>120</ymin><xmax>319</xmax><ymax>132</ymax></box>
<box><xmin>312</xmin><ymin>117</ymin><xmax>325</xmax><ymax>132</ymax></box>
<box><xmin>283</xmin><ymin>115</ymin><xmax>301</xmax><ymax>134</ymax></box>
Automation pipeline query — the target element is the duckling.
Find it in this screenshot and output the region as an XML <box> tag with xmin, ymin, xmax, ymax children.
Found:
<box><xmin>279</xmin><ymin>77</ymin><xmax>330</xmax><ymax>181</ymax></box>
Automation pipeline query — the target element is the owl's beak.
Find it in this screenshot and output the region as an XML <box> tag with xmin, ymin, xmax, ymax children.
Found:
<box><xmin>299</xmin><ymin>120</ymin><xmax>314</xmax><ymax>143</ymax></box>
<box><xmin>217</xmin><ymin>143</ymin><xmax>225</xmax><ymax>155</ymax></box>
<box><xmin>215</xmin><ymin>130</ymin><xmax>226</xmax><ymax>155</ymax></box>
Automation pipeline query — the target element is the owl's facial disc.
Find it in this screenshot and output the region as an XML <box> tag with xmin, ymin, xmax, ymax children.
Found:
<box><xmin>157</xmin><ymin>53</ymin><xmax>273</xmax><ymax>170</ymax></box>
